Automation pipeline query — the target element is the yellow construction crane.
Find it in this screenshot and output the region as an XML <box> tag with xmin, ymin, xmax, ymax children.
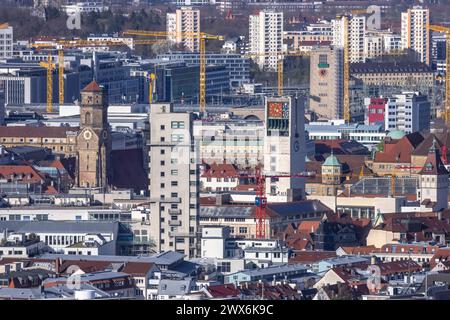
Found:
<box><xmin>427</xmin><ymin>25</ymin><xmax>450</xmax><ymax>124</ymax></box>
<box><xmin>122</xmin><ymin>30</ymin><xmax>224</xmax><ymax>114</ymax></box>
<box><xmin>58</xmin><ymin>50</ymin><xmax>64</xmax><ymax>105</ymax></box>
<box><xmin>149</xmin><ymin>72</ymin><xmax>156</xmax><ymax>104</ymax></box>
<box><xmin>246</xmin><ymin>50</ymin><xmax>311</xmax><ymax>96</ymax></box>
<box><xmin>39</xmin><ymin>54</ymin><xmax>56</xmax><ymax>113</ymax></box>
<box><xmin>31</xmin><ymin>38</ymin><xmax>164</xmax><ymax>113</ymax></box>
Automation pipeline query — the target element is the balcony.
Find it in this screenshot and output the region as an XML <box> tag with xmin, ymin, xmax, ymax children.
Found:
<box><xmin>168</xmin><ymin>209</ymin><xmax>181</xmax><ymax>215</ymax></box>
<box><xmin>169</xmin><ymin>220</ymin><xmax>182</xmax><ymax>226</ymax></box>
<box><xmin>150</xmin><ymin>197</ymin><xmax>181</xmax><ymax>203</ymax></box>
<box><xmin>169</xmin><ymin>231</ymin><xmax>196</xmax><ymax>238</ymax></box>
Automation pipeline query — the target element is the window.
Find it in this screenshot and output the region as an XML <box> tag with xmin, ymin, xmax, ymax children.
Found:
<box><xmin>85</xmin><ymin>112</ymin><xmax>92</xmax><ymax>124</ymax></box>
<box><xmin>217</xmin><ymin>261</ymin><xmax>231</xmax><ymax>273</ymax></box>
<box><xmin>319</xmin><ymin>54</ymin><xmax>328</xmax><ymax>64</ymax></box>
<box><xmin>171</xmin><ymin>121</ymin><xmax>185</xmax><ymax>129</ymax></box>
<box><xmin>171</xmin><ymin>134</ymin><xmax>184</xmax><ymax>142</ymax></box>
<box><xmin>171</xmin><ymin>181</ymin><xmax>178</xmax><ymax>187</ymax></box>
<box><xmin>160</xmin><ymin>125</ymin><xmax>165</xmax><ymax>130</ymax></box>
<box><xmin>171</xmin><ymin>169</ymin><xmax>178</xmax><ymax>176</ymax></box>
<box><xmin>239</xmin><ymin>227</ymin><xmax>248</xmax><ymax>234</ymax></box>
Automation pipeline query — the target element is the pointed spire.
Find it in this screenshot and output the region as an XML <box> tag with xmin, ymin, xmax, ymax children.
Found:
<box><xmin>429</xmin><ymin>137</ymin><xmax>438</xmax><ymax>154</ymax></box>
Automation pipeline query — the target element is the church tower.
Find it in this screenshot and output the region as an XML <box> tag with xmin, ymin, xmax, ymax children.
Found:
<box><xmin>76</xmin><ymin>81</ymin><xmax>111</xmax><ymax>189</ymax></box>
<box><xmin>418</xmin><ymin>138</ymin><xmax>448</xmax><ymax>211</ymax></box>
<box><xmin>321</xmin><ymin>152</ymin><xmax>342</xmax><ymax>196</ymax></box>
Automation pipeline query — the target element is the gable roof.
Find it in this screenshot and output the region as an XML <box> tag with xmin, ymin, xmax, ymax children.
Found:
<box><xmin>374</xmin><ymin>132</ymin><xmax>424</xmax><ymax>163</ymax></box>
<box><xmin>82</xmin><ymin>81</ymin><xmax>102</xmax><ymax>92</ymax></box>
<box><xmin>121</xmin><ymin>262</ymin><xmax>156</xmax><ymax>276</ymax></box>
<box><xmin>419</xmin><ymin>138</ymin><xmax>449</xmax><ymax>175</ymax></box>
<box><xmin>413</xmin><ymin>131</ymin><xmax>450</xmax><ymax>157</ymax></box>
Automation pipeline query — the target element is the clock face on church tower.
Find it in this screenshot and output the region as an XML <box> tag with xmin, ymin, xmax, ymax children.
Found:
<box><xmin>83</xmin><ymin>130</ymin><xmax>92</xmax><ymax>140</ymax></box>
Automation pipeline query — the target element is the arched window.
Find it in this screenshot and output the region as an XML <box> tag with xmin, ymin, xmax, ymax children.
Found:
<box><xmin>85</xmin><ymin>112</ymin><xmax>92</xmax><ymax>125</ymax></box>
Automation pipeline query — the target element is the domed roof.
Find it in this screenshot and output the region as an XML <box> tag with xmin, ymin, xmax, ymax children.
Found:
<box><xmin>323</xmin><ymin>153</ymin><xmax>341</xmax><ymax>167</ymax></box>
<box><xmin>387</xmin><ymin>130</ymin><xmax>406</xmax><ymax>140</ymax></box>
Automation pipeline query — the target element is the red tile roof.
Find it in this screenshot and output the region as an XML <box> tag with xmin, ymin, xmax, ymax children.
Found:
<box><xmin>289</xmin><ymin>250</ymin><xmax>337</xmax><ymax>264</ymax></box>
<box><xmin>430</xmin><ymin>248</ymin><xmax>450</xmax><ymax>268</ymax></box>
<box><xmin>207</xmin><ymin>284</ymin><xmax>240</xmax><ymax>298</ymax></box>
<box><xmin>0</xmin><ymin>165</ymin><xmax>45</xmax><ymax>183</ymax></box>
<box><xmin>379</xmin><ymin>244</ymin><xmax>439</xmax><ymax>255</ymax></box>
<box><xmin>82</xmin><ymin>81</ymin><xmax>102</xmax><ymax>92</ymax></box>
<box><xmin>201</xmin><ymin>163</ymin><xmax>239</xmax><ymax>178</ymax></box>
<box><xmin>419</xmin><ymin>140</ymin><xmax>448</xmax><ymax>175</ymax></box>
<box><xmin>298</xmin><ymin>221</ymin><xmax>321</xmax><ymax>233</ymax></box>
<box><xmin>374</xmin><ymin>132</ymin><xmax>424</xmax><ymax>163</ymax></box>
<box><xmin>121</xmin><ymin>262</ymin><xmax>156</xmax><ymax>276</ymax></box>
<box><xmin>0</xmin><ymin>126</ymin><xmax>78</xmax><ymax>138</ymax></box>
<box><xmin>289</xmin><ymin>238</ymin><xmax>313</xmax><ymax>250</ymax></box>
<box><xmin>44</xmin><ymin>185</ymin><xmax>58</xmax><ymax>194</ymax></box>
<box><xmin>373</xmin><ymin>260</ymin><xmax>421</xmax><ymax>276</ymax></box>
<box><xmin>340</xmin><ymin>246</ymin><xmax>376</xmax><ymax>255</ymax></box>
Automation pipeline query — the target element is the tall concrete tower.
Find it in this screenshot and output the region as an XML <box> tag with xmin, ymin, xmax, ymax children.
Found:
<box><xmin>263</xmin><ymin>96</ymin><xmax>305</xmax><ymax>202</ymax></box>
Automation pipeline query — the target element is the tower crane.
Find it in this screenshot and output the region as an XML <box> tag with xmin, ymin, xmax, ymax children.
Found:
<box><xmin>31</xmin><ymin>38</ymin><xmax>164</xmax><ymax>113</ymax></box>
<box><xmin>246</xmin><ymin>50</ymin><xmax>311</xmax><ymax>97</ymax></box>
<box><xmin>39</xmin><ymin>54</ymin><xmax>55</xmax><ymax>113</ymax></box>
<box><xmin>122</xmin><ymin>30</ymin><xmax>224</xmax><ymax>115</ymax></box>
<box><xmin>239</xmin><ymin>169</ymin><xmax>315</xmax><ymax>239</ymax></box>
<box><xmin>427</xmin><ymin>25</ymin><xmax>450</xmax><ymax>124</ymax></box>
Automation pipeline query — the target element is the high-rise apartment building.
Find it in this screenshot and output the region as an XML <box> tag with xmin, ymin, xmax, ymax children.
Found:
<box><xmin>148</xmin><ymin>103</ymin><xmax>199</xmax><ymax>258</ymax></box>
<box><xmin>309</xmin><ymin>46</ymin><xmax>344</xmax><ymax>119</ymax></box>
<box><xmin>384</xmin><ymin>91</ymin><xmax>430</xmax><ymax>134</ymax></box>
<box><xmin>166</xmin><ymin>7</ymin><xmax>201</xmax><ymax>52</ymax></box>
<box><xmin>264</xmin><ymin>96</ymin><xmax>305</xmax><ymax>203</ymax></box>
<box><xmin>0</xmin><ymin>23</ymin><xmax>13</xmax><ymax>59</ymax></box>
<box><xmin>249</xmin><ymin>10</ymin><xmax>284</xmax><ymax>71</ymax></box>
<box><xmin>401</xmin><ymin>6</ymin><xmax>430</xmax><ymax>65</ymax></box>
<box><xmin>332</xmin><ymin>15</ymin><xmax>366</xmax><ymax>63</ymax></box>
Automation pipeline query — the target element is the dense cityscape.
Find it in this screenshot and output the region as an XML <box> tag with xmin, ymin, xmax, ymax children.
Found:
<box><xmin>0</xmin><ymin>0</ymin><xmax>447</xmax><ymax>304</ymax></box>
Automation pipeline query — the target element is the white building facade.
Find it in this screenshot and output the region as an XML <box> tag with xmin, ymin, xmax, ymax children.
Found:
<box><xmin>264</xmin><ymin>96</ymin><xmax>305</xmax><ymax>202</ymax></box>
<box><xmin>249</xmin><ymin>10</ymin><xmax>284</xmax><ymax>71</ymax></box>
<box><xmin>401</xmin><ymin>6</ymin><xmax>430</xmax><ymax>65</ymax></box>
<box><xmin>332</xmin><ymin>15</ymin><xmax>366</xmax><ymax>63</ymax></box>
<box><xmin>148</xmin><ymin>103</ymin><xmax>199</xmax><ymax>258</ymax></box>
<box><xmin>166</xmin><ymin>7</ymin><xmax>201</xmax><ymax>52</ymax></box>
